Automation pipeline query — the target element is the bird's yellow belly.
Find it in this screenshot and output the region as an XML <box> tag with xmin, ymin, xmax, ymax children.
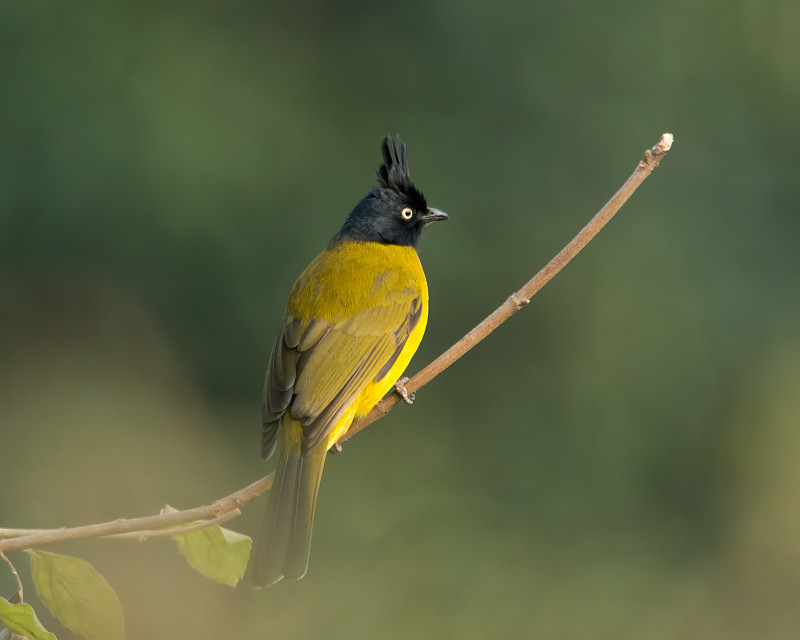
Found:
<box><xmin>353</xmin><ymin>301</ymin><xmax>428</xmax><ymax>416</ymax></box>
<box><xmin>322</xmin><ymin>300</ymin><xmax>429</xmax><ymax>450</ymax></box>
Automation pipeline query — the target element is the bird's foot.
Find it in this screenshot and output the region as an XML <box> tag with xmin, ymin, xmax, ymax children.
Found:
<box><xmin>329</xmin><ymin>442</ymin><xmax>343</xmax><ymax>455</ymax></box>
<box><xmin>394</xmin><ymin>377</ymin><xmax>415</xmax><ymax>405</ymax></box>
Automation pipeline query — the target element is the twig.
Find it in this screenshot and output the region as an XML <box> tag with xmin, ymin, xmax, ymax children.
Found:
<box><xmin>0</xmin><ymin>133</ymin><xmax>673</xmax><ymax>554</ymax></box>
<box><xmin>111</xmin><ymin>510</ymin><xmax>241</xmax><ymax>542</ymax></box>
<box><xmin>340</xmin><ymin>132</ymin><xmax>674</xmax><ymax>443</ymax></box>
<box><xmin>1</xmin><ymin>552</ymin><xmax>23</xmax><ymax>601</ymax></box>
<box><xmin>0</xmin><ymin>476</ymin><xmax>272</xmax><ymax>553</ymax></box>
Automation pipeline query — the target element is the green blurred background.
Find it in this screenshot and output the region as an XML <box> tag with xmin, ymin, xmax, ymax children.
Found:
<box><xmin>2</xmin><ymin>1</ymin><xmax>799</xmax><ymax>638</ymax></box>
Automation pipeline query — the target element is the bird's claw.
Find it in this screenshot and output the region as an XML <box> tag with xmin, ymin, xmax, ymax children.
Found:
<box><xmin>394</xmin><ymin>377</ymin><xmax>415</xmax><ymax>405</ymax></box>
<box><xmin>329</xmin><ymin>442</ymin><xmax>343</xmax><ymax>455</ymax></box>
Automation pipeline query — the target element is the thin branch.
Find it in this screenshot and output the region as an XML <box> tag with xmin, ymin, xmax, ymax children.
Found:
<box><xmin>110</xmin><ymin>510</ymin><xmax>241</xmax><ymax>542</ymax></box>
<box><xmin>0</xmin><ymin>476</ymin><xmax>273</xmax><ymax>553</ymax></box>
<box><xmin>0</xmin><ymin>529</ymin><xmax>51</xmax><ymax>539</ymax></box>
<box><xmin>1</xmin><ymin>552</ymin><xmax>23</xmax><ymax>601</ymax></box>
<box><xmin>0</xmin><ymin>133</ymin><xmax>673</xmax><ymax>554</ymax></box>
<box><xmin>340</xmin><ymin>132</ymin><xmax>674</xmax><ymax>443</ymax></box>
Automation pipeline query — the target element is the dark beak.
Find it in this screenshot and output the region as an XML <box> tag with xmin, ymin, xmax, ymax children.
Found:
<box><xmin>421</xmin><ymin>207</ymin><xmax>449</xmax><ymax>223</ymax></box>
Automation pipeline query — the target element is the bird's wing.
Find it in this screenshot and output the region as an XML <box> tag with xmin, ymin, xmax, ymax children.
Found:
<box><xmin>261</xmin><ymin>289</ymin><xmax>422</xmax><ymax>456</ymax></box>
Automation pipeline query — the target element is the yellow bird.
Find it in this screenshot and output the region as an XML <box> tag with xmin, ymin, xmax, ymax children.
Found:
<box><xmin>250</xmin><ymin>135</ymin><xmax>448</xmax><ymax>587</ymax></box>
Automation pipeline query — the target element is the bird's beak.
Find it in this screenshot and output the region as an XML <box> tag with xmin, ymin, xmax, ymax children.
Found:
<box><xmin>422</xmin><ymin>207</ymin><xmax>449</xmax><ymax>223</ymax></box>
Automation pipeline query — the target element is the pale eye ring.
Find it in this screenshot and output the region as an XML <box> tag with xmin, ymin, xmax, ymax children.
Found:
<box><xmin>401</xmin><ymin>207</ymin><xmax>414</xmax><ymax>220</ymax></box>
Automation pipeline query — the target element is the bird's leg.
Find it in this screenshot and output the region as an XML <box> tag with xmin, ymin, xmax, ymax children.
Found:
<box><xmin>329</xmin><ymin>442</ymin><xmax>343</xmax><ymax>455</ymax></box>
<box><xmin>394</xmin><ymin>377</ymin><xmax>415</xmax><ymax>405</ymax></box>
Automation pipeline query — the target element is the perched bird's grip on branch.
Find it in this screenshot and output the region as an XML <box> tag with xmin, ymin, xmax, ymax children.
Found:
<box><xmin>0</xmin><ymin>133</ymin><xmax>674</xmax><ymax>556</ymax></box>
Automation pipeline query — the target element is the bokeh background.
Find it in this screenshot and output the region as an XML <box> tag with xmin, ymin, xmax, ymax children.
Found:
<box><xmin>2</xmin><ymin>1</ymin><xmax>799</xmax><ymax>638</ymax></box>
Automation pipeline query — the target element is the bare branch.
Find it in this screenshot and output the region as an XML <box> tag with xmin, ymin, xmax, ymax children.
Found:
<box><xmin>111</xmin><ymin>509</ymin><xmax>241</xmax><ymax>542</ymax></box>
<box><xmin>340</xmin><ymin>133</ymin><xmax>674</xmax><ymax>443</ymax></box>
<box><xmin>0</xmin><ymin>476</ymin><xmax>273</xmax><ymax>553</ymax></box>
<box><xmin>0</xmin><ymin>552</ymin><xmax>23</xmax><ymax>601</ymax></box>
<box><xmin>0</xmin><ymin>133</ymin><xmax>673</xmax><ymax>554</ymax></box>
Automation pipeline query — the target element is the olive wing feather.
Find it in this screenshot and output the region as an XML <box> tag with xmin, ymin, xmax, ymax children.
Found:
<box><xmin>261</xmin><ymin>291</ymin><xmax>421</xmax><ymax>457</ymax></box>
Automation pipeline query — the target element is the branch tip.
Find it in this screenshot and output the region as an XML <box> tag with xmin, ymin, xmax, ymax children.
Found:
<box><xmin>657</xmin><ymin>133</ymin><xmax>674</xmax><ymax>152</ymax></box>
<box><xmin>643</xmin><ymin>133</ymin><xmax>674</xmax><ymax>168</ymax></box>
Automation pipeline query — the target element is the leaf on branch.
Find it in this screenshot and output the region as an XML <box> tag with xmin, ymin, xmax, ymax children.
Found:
<box><xmin>171</xmin><ymin>524</ymin><xmax>252</xmax><ymax>587</ymax></box>
<box><xmin>28</xmin><ymin>550</ymin><xmax>125</xmax><ymax>640</ymax></box>
<box><xmin>0</xmin><ymin>597</ymin><xmax>56</xmax><ymax>640</ymax></box>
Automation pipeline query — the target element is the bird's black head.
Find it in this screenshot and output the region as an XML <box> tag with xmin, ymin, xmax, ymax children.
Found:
<box><xmin>336</xmin><ymin>135</ymin><xmax>448</xmax><ymax>249</ymax></box>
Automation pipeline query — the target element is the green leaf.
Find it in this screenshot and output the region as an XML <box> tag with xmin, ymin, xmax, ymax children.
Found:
<box><xmin>28</xmin><ymin>551</ymin><xmax>125</xmax><ymax>640</ymax></box>
<box><xmin>172</xmin><ymin>524</ymin><xmax>252</xmax><ymax>587</ymax></box>
<box><xmin>0</xmin><ymin>597</ymin><xmax>57</xmax><ymax>640</ymax></box>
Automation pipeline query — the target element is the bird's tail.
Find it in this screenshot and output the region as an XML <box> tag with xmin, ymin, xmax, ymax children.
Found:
<box><xmin>250</xmin><ymin>416</ymin><xmax>327</xmax><ymax>588</ymax></box>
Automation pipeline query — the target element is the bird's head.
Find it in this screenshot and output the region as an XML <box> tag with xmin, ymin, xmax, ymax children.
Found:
<box><xmin>337</xmin><ymin>135</ymin><xmax>448</xmax><ymax>248</ymax></box>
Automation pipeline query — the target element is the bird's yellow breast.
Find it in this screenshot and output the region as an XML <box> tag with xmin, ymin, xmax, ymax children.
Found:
<box><xmin>287</xmin><ymin>241</ymin><xmax>427</xmax><ymax>322</ymax></box>
<box><xmin>286</xmin><ymin>240</ymin><xmax>429</xmax><ymax>443</ymax></box>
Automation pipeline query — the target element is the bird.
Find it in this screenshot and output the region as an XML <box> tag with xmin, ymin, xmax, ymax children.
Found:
<box><xmin>250</xmin><ymin>134</ymin><xmax>448</xmax><ymax>587</ymax></box>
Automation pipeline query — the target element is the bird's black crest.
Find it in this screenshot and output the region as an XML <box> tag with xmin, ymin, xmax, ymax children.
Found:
<box><xmin>334</xmin><ymin>134</ymin><xmax>434</xmax><ymax>247</ymax></box>
<box><xmin>376</xmin><ymin>134</ymin><xmax>425</xmax><ymax>203</ymax></box>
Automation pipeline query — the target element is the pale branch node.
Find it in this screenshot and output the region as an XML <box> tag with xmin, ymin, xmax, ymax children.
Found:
<box><xmin>0</xmin><ymin>133</ymin><xmax>673</xmax><ymax>555</ymax></box>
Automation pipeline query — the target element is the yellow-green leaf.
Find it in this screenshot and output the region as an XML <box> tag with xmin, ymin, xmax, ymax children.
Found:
<box><xmin>28</xmin><ymin>551</ymin><xmax>125</xmax><ymax>640</ymax></box>
<box><xmin>0</xmin><ymin>597</ymin><xmax>56</xmax><ymax>640</ymax></box>
<box><xmin>172</xmin><ymin>525</ymin><xmax>252</xmax><ymax>587</ymax></box>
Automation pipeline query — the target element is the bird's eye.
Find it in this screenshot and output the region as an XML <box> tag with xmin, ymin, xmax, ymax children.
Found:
<box><xmin>401</xmin><ymin>207</ymin><xmax>414</xmax><ymax>220</ymax></box>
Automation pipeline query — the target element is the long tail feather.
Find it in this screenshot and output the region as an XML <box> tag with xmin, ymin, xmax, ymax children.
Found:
<box><xmin>250</xmin><ymin>417</ymin><xmax>327</xmax><ymax>588</ymax></box>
